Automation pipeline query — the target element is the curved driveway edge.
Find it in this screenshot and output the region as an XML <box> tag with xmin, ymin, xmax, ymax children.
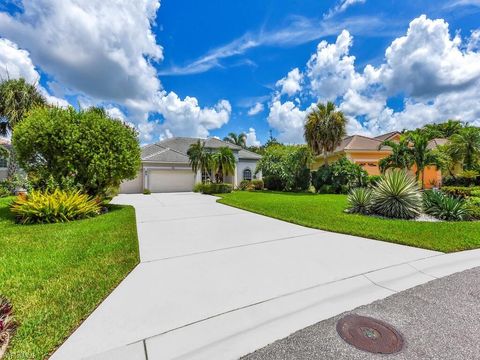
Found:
<box><xmin>51</xmin><ymin>193</ymin><xmax>480</xmax><ymax>360</ymax></box>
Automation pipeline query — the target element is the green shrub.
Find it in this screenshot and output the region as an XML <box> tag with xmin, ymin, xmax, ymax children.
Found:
<box><xmin>313</xmin><ymin>157</ymin><xmax>368</xmax><ymax>194</ymax></box>
<box><xmin>466</xmin><ymin>197</ymin><xmax>480</xmax><ymax>220</ymax></box>
<box><xmin>367</xmin><ymin>175</ymin><xmax>383</xmax><ymax>187</ymax></box>
<box><xmin>441</xmin><ymin>186</ymin><xmax>480</xmax><ymax>198</ymax></box>
<box><xmin>347</xmin><ymin>188</ymin><xmax>373</xmax><ymax>214</ymax></box>
<box><xmin>193</xmin><ymin>183</ymin><xmax>204</xmax><ymax>193</ymax></box>
<box><xmin>196</xmin><ymin>183</ymin><xmax>232</xmax><ymax>195</ymax></box>
<box><xmin>13</xmin><ymin>106</ymin><xmax>141</xmax><ymax>198</ymax></box>
<box><xmin>256</xmin><ymin>144</ymin><xmax>311</xmax><ymax>191</ymax></box>
<box><xmin>317</xmin><ymin>184</ymin><xmax>336</xmax><ymax>194</ymax></box>
<box><xmin>10</xmin><ymin>190</ymin><xmax>101</xmax><ymax>224</ymax></box>
<box><xmin>251</xmin><ymin>179</ymin><xmax>264</xmax><ymax>190</ymax></box>
<box><xmin>0</xmin><ymin>173</ymin><xmax>31</xmax><ymax>195</ymax></box>
<box><xmin>143</xmin><ymin>189</ymin><xmax>151</xmax><ymax>195</ymax></box>
<box><xmin>263</xmin><ymin>175</ymin><xmax>284</xmax><ymax>191</ymax></box>
<box><xmin>239</xmin><ymin>180</ymin><xmax>250</xmax><ymax>190</ymax></box>
<box><xmin>423</xmin><ymin>190</ymin><xmax>470</xmax><ymax>221</ymax></box>
<box><xmin>371</xmin><ymin>170</ymin><xmax>422</xmax><ymax>219</ymax></box>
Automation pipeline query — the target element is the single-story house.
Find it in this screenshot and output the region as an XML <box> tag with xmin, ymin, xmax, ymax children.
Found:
<box><xmin>120</xmin><ymin>137</ymin><xmax>262</xmax><ymax>193</ymax></box>
<box><xmin>311</xmin><ymin>131</ymin><xmax>448</xmax><ymax>189</ymax></box>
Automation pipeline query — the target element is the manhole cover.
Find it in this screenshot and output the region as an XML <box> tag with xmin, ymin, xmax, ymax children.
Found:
<box><xmin>336</xmin><ymin>314</ymin><xmax>403</xmax><ymax>354</ymax></box>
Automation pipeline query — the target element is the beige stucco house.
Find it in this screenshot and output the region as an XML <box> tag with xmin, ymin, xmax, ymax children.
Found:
<box><xmin>120</xmin><ymin>137</ymin><xmax>262</xmax><ymax>193</ymax></box>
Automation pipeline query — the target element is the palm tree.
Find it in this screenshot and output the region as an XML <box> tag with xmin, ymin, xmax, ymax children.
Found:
<box><xmin>378</xmin><ymin>136</ymin><xmax>414</xmax><ymax>173</ymax></box>
<box><xmin>304</xmin><ymin>102</ymin><xmax>347</xmax><ymax>166</ymax></box>
<box><xmin>448</xmin><ymin>126</ymin><xmax>480</xmax><ymax>170</ymax></box>
<box><xmin>223</xmin><ymin>132</ymin><xmax>247</xmax><ymax>148</ymax></box>
<box><xmin>0</xmin><ymin>78</ymin><xmax>46</xmax><ymax>178</ymax></box>
<box><xmin>422</xmin><ymin>119</ymin><xmax>463</xmax><ymax>139</ymax></box>
<box><xmin>211</xmin><ymin>147</ymin><xmax>236</xmax><ymax>183</ymax></box>
<box><xmin>187</xmin><ymin>140</ymin><xmax>213</xmax><ymax>183</ymax></box>
<box><xmin>407</xmin><ymin>132</ymin><xmax>440</xmax><ymax>189</ymax></box>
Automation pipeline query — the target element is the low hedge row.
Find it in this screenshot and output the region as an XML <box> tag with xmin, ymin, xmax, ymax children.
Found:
<box><xmin>441</xmin><ymin>186</ymin><xmax>480</xmax><ymax>198</ymax></box>
<box><xmin>239</xmin><ymin>179</ymin><xmax>264</xmax><ymax>191</ymax></box>
<box><xmin>194</xmin><ymin>183</ymin><xmax>233</xmax><ymax>194</ymax></box>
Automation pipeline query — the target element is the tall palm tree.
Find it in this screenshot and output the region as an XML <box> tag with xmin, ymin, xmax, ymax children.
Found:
<box><xmin>187</xmin><ymin>140</ymin><xmax>213</xmax><ymax>182</ymax></box>
<box><xmin>211</xmin><ymin>147</ymin><xmax>236</xmax><ymax>183</ymax></box>
<box><xmin>223</xmin><ymin>132</ymin><xmax>247</xmax><ymax>148</ymax></box>
<box><xmin>448</xmin><ymin>126</ymin><xmax>480</xmax><ymax>170</ymax></box>
<box><xmin>407</xmin><ymin>132</ymin><xmax>440</xmax><ymax>189</ymax></box>
<box><xmin>304</xmin><ymin>102</ymin><xmax>346</xmax><ymax>166</ymax></box>
<box><xmin>378</xmin><ymin>136</ymin><xmax>414</xmax><ymax>173</ymax></box>
<box><xmin>0</xmin><ymin>78</ymin><xmax>46</xmax><ymax>178</ymax></box>
<box><xmin>422</xmin><ymin>119</ymin><xmax>463</xmax><ymax>139</ymax></box>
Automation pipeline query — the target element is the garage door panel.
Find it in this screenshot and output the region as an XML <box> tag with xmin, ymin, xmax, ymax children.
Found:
<box><xmin>119</xmin><ymin>171</ymin><xmax>143</xmax><ymax>194</ymax></box>
<box><xmin>149</xmin><ymin>170</ymin><xmax>195</xmax><ymax>193</ymax></box>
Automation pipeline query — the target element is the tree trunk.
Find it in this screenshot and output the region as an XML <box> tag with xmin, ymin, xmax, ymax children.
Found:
<box><xmin>6</xmin><ymin>148</ymin><xmax>17</xmax><ymax>180</ymax></box>
<box><xmin>323</xmin><ymin>152</ymin><xmax>329</xmax><ymax>167</ymax></box>
<box><xmin>421</xmin><ymin>169</ymin><xmax>425</xmax><ymax>190</ymax></box>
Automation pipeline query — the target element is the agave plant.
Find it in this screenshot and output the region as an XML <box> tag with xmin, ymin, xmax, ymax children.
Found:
<box><xmin>423</xmin><ymin>190</ymin><xmax>470</xmax><ymax>221</ymax></box>
<box><xmin>371</xmin><ymin>170</ymin><xmax>422</xmax><ymax>219</ymax></box>
<box><xmin>347</xmin><ymin>187</ymin><xmax>373</xmax><ymax>215</ymax></box>
<box><xmin>0</xmin><ymin>296</ymin><xmax>16</xmax><ymax>359</ymax></box>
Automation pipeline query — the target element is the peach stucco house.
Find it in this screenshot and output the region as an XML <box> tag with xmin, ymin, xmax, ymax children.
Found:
<box><xmin>311</xmin><ymin>131</ymin><xmax>447</xmax><ymax>189</ymax></box>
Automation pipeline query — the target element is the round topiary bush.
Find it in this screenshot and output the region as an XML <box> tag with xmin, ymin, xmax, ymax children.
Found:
<box><xmin>371</xmin><ymin>170</ymin><xmax>422</xmax><ymax>219</ymax></box>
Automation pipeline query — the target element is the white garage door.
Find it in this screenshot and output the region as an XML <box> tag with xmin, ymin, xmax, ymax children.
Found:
<box><xmin>148</xmin><ymin>169</ymin><xmax>195</xmax><ymax>193</ymax></box>
<box><xmin>119</xmin><ymin>171</ymin><xmax>143</xmax><ymax>193</ymax></box>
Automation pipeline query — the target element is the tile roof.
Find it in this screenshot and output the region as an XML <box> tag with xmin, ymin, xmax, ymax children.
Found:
<box><xmin>238</xmin><ymin>149</ymin><xmax>262</xmax><ymax>160</ymax></box>
<box><xmin>427</xmin><ymin>138</ymin><xmax>449</xmax><ymax>150</ymax></box>
<box><xmin>374</xmin><ymin>131</ymin><xmax>401</xmax><ymax>142</ymax></box>
<box><xmin>333</xmin><ymin>135</ymin><xmax>391</xmax><ymax>152</ymax></box>
<box><xmin>141</xmin><ymin>137</ymin><xmax>258</xmax><ymax>163</ymax></box>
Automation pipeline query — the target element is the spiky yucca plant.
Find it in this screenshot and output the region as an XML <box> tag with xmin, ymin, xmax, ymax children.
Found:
<box><xmin>423</xmin><ymin>190</ymin><xmax>471</xmax><ymax>221</ymax></box>
<box><xmin>0</xmin><ymin>296</ymin><xmax>16</xmax><ymax>359</ymax></box>
<box><xmin>372</xmin><ymin>170</ymin><xmax>422</xmax><ymax>219</ymax></box>
<box><xmin>347</xmin><ymin>187</ymin><xmax>373</xmax><ymax>214</ymax></box>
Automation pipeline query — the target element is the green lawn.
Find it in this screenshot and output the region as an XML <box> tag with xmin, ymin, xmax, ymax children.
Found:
<box><xmin>0</xmin><ymin>197</ymin><xmax>139</xmax><ymax>360</ymax></box>
<box><xmin>217</xmin><ymin>191</ymin><xmax>480</xmax><ymax>253</ymax></box>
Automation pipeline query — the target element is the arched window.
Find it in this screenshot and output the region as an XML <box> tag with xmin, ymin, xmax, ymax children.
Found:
<box><xmin>243</xmin><ymin>168</ymin><xmax>252</xmax><ymax>181</ymax></box>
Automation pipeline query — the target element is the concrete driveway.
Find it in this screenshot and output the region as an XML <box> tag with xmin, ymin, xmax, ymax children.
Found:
<box><xmin>52</xmin><ymin>192</ymin><xmax>480</xmax><ymax>360</ymax></box>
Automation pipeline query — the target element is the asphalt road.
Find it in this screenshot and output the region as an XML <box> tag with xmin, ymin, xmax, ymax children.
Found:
<box><xmin>242</xmin><ymin>266</ymin><xmax>480</xmax><ymax>360</ymax></box>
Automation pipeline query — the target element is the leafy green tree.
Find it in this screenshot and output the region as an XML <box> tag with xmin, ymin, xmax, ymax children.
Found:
<box><xmin>0</xmin><ymin>78</ymin><xmax>46</xmax><ymax>178</ymax></box>
<box><xmin>256</xmin><ymin>144</ymin><xmax>312</xmax><ymax>191</ymax></box>
<box><xmin>379</xmin><ymin>136</ymin><xmax>414</xmax><ymax>173</ymax></box>
<box><xmin>211</xmin><ymin>147</ymin><xmax>236</xmax><ymax>183</ymax></box>
<box><xmin>304</xmin><ymin>102</ymin><xmax>346</xmax><ymax>166</ymax></box>
<box><xmin>421</xmin><ymin>119</ymin><xmax>463</xmax><ymax>139</ymax></box>
<box><xmin>223</xmin><ymin>132</ymin><xmax>247</xmax><ymax>147</ymax></box>
<box><xmin>407</xmin><ymin>132</ymin><xmax>441</xmax><ymax>189</ymax></box>
<box><xmin>187</xmin><ymin>140</ymin><xmax>213</xmax><ymax>182</ymax></box>
<box><xmin>13</xmin><ymin>106</ymin><xmax>141</xmax><ymax>197</ymax></box>
<box><xmin>313</xmin><ymin>157</ymin><xmax>368</xmax><ymax>194</ymax></box>
<box><xmin>448</xmin><ymin>126</ymin><xmax>480</xmax><ymax>170</ymax></box>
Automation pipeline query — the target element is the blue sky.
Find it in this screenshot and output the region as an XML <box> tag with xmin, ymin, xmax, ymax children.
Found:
<box><xmin>1</xmin><ymin>0</ymin><xmax>480</xmax><ymax>145</ymax></box>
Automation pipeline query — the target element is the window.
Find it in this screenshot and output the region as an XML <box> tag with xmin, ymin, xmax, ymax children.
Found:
<box><xmin>0</xmin><ymin>155</ymin><xmax>7</xmax><ymax>168</ymax></box>
<box><xmin>243</xmin><ymin>168</ymin><xmax>252</xmax><ymax>181</ymax></box>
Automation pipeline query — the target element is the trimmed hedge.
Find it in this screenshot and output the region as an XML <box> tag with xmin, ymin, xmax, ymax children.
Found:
<box><xmin>194</xmin><ymin>183</ymin><xmax>233</xmax><ymax>194</ymax></box>
<box><xmin>442</xmin><ymin>186</ymin><xmax>480</xmax><ymax>198</ymax></box>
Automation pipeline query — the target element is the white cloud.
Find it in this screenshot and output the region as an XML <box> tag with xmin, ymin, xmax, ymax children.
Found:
<box><xmin>155</xmin><ymin>92</ymin><xmax>231</xmax><ymax>139</ymax></box>
<box><xmin>267</xmin><ymin>100</ymin><xmax>310</xmax><ymax>143</ymax></box>
<box><xmin>306</xmin><ymin>30</ymin><xmax>366</xmax><ymax>101</ymax></box>
<box><xmin>159</xmin><ymin>15</ymin><xmax>386</xmax><ymax>76</ymax></box>
<box><xmin>266</xmin><ymin>15</ymin><xmax>480</xmax><ymax>139</ymax></box>
<box><xmin>276</xmin><ymin>68</ymin><xmax>303</xmax><ymax>97</ymax></box>
<box><xmin>0</xmin><ymin>38</ymin><xmax>69</xmax><ymax>108</ymax></box>
<box><xmin>247</xmin><ymin>102</ymin><xmax>264</xmax><ymax>116</ymax></box>
<box><xmin>377</xmin><ymin>15</ymin><xmax>480</xmax><ymax>99</ymax></box>
<box><xmin>0</xmin><ymin>37</ymin><xmax>39</xmax><ymax>82</ymax></box>
<box><xmin>0</xmin><ymin>1</ymin><xmax>235</xmax><ymax>142</ymax></box>
<box><xmin>468</xmin><ymin>29</ymin><xmax>480</xmax><ymax>51</ymax></box>
<box><xmin>245</xmin><ymin>127</ymin><xmax>261</xmax><ymax>146</ymax></box>
<box><xmin>0</xmin><ymin>0</ymin><xmax>163</xmax><ymax>105</ymax></box>
<box><xmin>325</xmin><ymin>0</ymin><xmax>367</xmax><ymax>20</ymax></box>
